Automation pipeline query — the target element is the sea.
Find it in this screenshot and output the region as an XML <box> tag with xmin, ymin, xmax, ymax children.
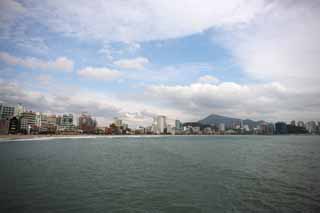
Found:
<box><xmin>0</xmin><ymin>135</ymin><xmax>319</xmax><ymax>212</ymax></box>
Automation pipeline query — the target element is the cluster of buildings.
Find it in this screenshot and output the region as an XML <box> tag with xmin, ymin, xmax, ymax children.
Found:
<box><xmin>0</xmin><ymin>103</ymin><xmax>319</xmax><ymax>136</ymax></box>
<box><xmin>0</xmin><ymin>104</ymin><xmax>97</xmax><ymax>135</ymax></box>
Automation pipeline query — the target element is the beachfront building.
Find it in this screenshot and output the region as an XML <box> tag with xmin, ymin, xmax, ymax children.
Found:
<box><xmin>36</xmin><ymin>113</ymin><xmax>49</xmax><ymax>133</ymax></box>
<box><xmin>79</xmin><ymin>113</ymin><xmax>96</xmax><ymax>133</ymax></box>
<box><xmin>154</xmin><ymin>115</ymin><xmax>167</xmax><ymax>134</ymax></box>
<box><xmin>219</xmin><ymin>123</ymin><xmax>225</xmax><ymax>132</ymax></box>
<box><xmin>114</xmin><ymin>117</ymin><xmax>122</xmax><ymax>127</ymax></box>
<box><xmin>0</xmin><ymin>104</ymin><xmax>15</xmax><ymax>119</ymax></box>
<box><xmin>14</xmin><ymin>103</ymin><xmax>25</xmax><ymax>116</ymax></box>
<box><xmin>175</xmin><ymin>120</ymin><xmax>183</xmax><ymax>130</ymax></box>
<box><xmin>9</xmin><ymin>117</ymin><xmax>19</xmax><ymax>134</ymax></box>
<box><xmin>20</xmin><ymin>111</ymin><xmax>36</xmax><ymax>134</ymax></box>
<box><xmin>297</xmin><ymin>121</ymin><xmax>305</xmax><ymax>128</ymax></box>
<box><xmin>58</xmin><ymin>114</ymin><xmax>75</xmax><ymax>131</ymax></box>
<box><xmin>275</xmin><ymin>122</ymin><xmax>288</xmax><ymax>134</ymax></box>
<box><xmin>306</xmin><ymin>121</ymin><xmax>317</xmax><ymax>134</ymax></box>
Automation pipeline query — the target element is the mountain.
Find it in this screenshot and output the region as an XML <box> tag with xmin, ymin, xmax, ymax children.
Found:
<box><xmin>198</xmin><ymin>114</ymin><xmax>266</xmax><ymax>128</ymax></box>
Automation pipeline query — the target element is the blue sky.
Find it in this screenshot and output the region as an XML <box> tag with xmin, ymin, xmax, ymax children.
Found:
<box><xmin>1</xmin><ymin>0</ymin><xmax>320</xmax><ymax>126</ymax></box>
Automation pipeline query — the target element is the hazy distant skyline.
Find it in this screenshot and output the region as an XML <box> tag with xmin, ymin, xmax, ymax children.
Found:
<box><xmin>0</xmin><ymin>0</ymin><xmax>319</xmax><ymax>126</ymax></box>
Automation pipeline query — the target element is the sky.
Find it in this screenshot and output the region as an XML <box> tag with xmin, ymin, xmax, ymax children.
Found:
<box><xmin>0</xmin><ymin>0</ymin><xmax>320</xmax><ymax>127</ymax></box>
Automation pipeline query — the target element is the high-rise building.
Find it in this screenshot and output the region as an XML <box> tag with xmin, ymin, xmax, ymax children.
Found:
<box><xmin>155</xmin><ymin>115</ymin><xmax>167</xmax><ymax>134</ymax></box>
<box><xmin>47</xmin><ymin>115</ymin><xmax>57</xmax><ymax>126</ymax></box>
<box><xmin>14</xmin><ymin>103</ymin><xmax>25</xmax><ymax>116</ymax></box>
<box><xmin>306</xmin><ymin>121</ymin><xmax>317</xmax><ymax>133</ymax></box>
<box><xmin>36</xmin><ymin>113</ymin><xmax>48</xmax><ymax>133</ymax></box>
<box><xmin>243</xmin><ymin>124</ymin><xmax>250</xmax><ymax>132</ymax></box>
<box><xmin>290</xmin><ymin>120</ymin><xmax>296</xmax><ymax>126</ymax></box>
<box><xmin>79</xmin><ymin>113</ymin><xmax>97</xmax><ymax>133</ymax></box>
<box><xmin>20</xmin><ymin>111</ymin><xmax>36</xmax><ymax>134</ymax></box>
<box><xmin>175</xmin><ymin>120</ymin><xmax>182</xmax><ymax>130</ymax></box>
<box><xmin>0</xmin><ymin>104</ymin><xmax>15</xmax><ymax>119</ymax></box>
<box><xmin>275</xmin><ymin>122</ymin><xmax>288</xmax><ymax>134</ymax></box>
<box><xmin>58</xmin><ymin>114</ymin><xmax>75</xmax><ymax>131</ymax></box>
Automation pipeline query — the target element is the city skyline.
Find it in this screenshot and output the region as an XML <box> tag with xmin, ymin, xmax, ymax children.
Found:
<box><xmin>1</xmin><ymin>0</ymin><xmax>320</xmax><ymax>127</ymax></box>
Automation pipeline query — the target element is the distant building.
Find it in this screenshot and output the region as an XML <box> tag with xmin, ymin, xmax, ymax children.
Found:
<box><xmin>0</xmin><ymin>104</ymin><xmax>15</xmax><ymax>119</ymax></box>
<box><xmin>58</xmin><ymin>114</ymin><xmax>75</xmax><ymax>131</ymax></box>
<box><xmin>46</xmin><ymin>115</ymin><xmax>58</xmax><ymax>134</ymax></box>
<box><xmin>275</xmin><ymin>122</ymin><xmax>288</xmax><ymax>134</ymax></box>
<box><xmin>175</xmin><ymin>120</ymin><xmax>183</xmax><ymax>130</ymax></box>
<box><xmin>219</xmin><ymin>123</ymin><xmax>225</xmax><ymax>132</ymax></box>
<box><xmin>191</xmin><ymin>126</ymin><xmax>201</xmax><ymax>134</ymax></box>
<box><xmin>47</xmin><ymin>115</ymin><xmax>57</xmax><ymax>126</ymax></box>
<box><xmin>257</xmin><ymin>122</ymin><xmax>274</xmax><ymax>135</ymax></box>
<box><xmin>9</xmin><ymin>117</ymin><xmax>19</xmax><ymax>134</ymax></box>
<box><xmin>14</xmin><ymin>103</ymin><xmax>25</xmax><ymax>116</ymax></box>
<box><xmin>306</xmin><ymin>121</ymin><xmax>317</xmax><ymax>134</ymax></box>
<box><xmin>167</xmin><ymin>124</ymin><xmax>173</xmax><ymax>134</ymax></box>
<box><xmin>36</xmin><ymin>113</ymin><xmax>49</xmax><ymax>133</ymax></box>
<box><xmin>155</xmin><ymin>115</ymin><xmax>167</xmax><ymax>134</ymax></box>
<box><xmin>0</xmin><ymin>118</ymin><xmax>10</xmax><ymax>134</ymax></box>
<box><xmin>114</xmin><ymin>117</ymin><xmax>123</xmax><ymax>127</ymax></box>
<box><xmin>290</xmin><ymin>120</ymin><xmax>296</xmax><ymax>126</ymax></box>
<box><xmin>297</xmin><ymin>121</ymin><xmax>305</xmax><ymax>128</ymax></box>
<box><xmin>79</xmin><ymin>113</ymin><xmax>96</xmax><ymax>133</ymax></box>
<box><xmin>20</xmin><ymin>111</ymin><xmax>36</xmax><ymax>134</ymax></box>
<box><xmin>243</xmin><ymin>124</ymin><xmax>250</xmax><ymax>132</ymax></box>
<box><xmin>203</xmin><ymin>127</ymin><xmax>213</xmax><ymax>134</ymax></box>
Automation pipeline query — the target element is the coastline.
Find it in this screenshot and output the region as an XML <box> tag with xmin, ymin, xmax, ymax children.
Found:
<box><xmin>0</xmin><ymin>133</ymin><xmax>317</xmax><ymax>143</ymax></box>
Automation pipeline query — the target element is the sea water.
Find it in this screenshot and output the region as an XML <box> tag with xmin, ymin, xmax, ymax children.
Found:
<box><xmin>0</xmin><ymin>135</ymin><xmax>319</xmax><ymax>212</ymax></box>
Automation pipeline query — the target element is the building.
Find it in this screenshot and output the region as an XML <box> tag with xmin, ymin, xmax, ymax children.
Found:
<box><xmin>297</xmin><ymin>121</ymin><xmax>305</xmax><ymax>128</ymax></box>
<box><xmin>191</xmin><ymin>126</ymin><xmax>201</xmax><ymax>134</ymax></box>
<box><xmin>219</xmin><ymin>123</ymin><xmax>225</xmax><ymax>132</ymax></box>
<box><xmin>47</xmin><ymin>115</ymin><xmax>57</xmax><ymax>126</ymax></box>
<box><xmin>257</xmin><ymin>122</ymin><xmax>274</xmax><ymax>135</ymax></box>
<box><xmin>290</xmin><ymin>120</ymin><xmax>296</xmax><ymax>126</ymax></box>
<box><xmin>0</xmin><ymin>104</ymin><xmax>15</xmax><ymax>119</ymax></box>
<box><xmin>0</xmin><ymin>118</ymin><xmax>10</xmax><ymax>134</ymax></box>
<box><xmin>275</xmin><ymin>122</ymin><xmax>288</xmax><ymax>134</ymax></box>
<box><xmin>14</xmin><ymin>103</ymin><xmax>25</xmax><ymax>116</ymax></box>
<box><xmin>167</xmin><ymin>124</ymin><xmax>173</xmax><ymax>134</ymax></box>
<box><xmin>306</xmin><ymin>121</ymin><xmax>317</xmax><ymax>134</ymax></box>
<box><xmin>78</xmin><ymin>113</ymin><xmax>96</xmax><ymax>133</ymax></box>
<box><xmin>45</xmin><ymin>115</ymin><xmax>58</xmax><ymax>134</ymax></box>
<box><xmin>36</xmin><ymin>113</ymin><xmax>49</xmax><ymax>133</ymax></box>
<box><xmin>155</xmin><ymin>115</ymin><xmax>167</xmax><ymax>134</ymax></box>
<box><xmin>9</xmin><ymin>117</ymin><xmax>19</xmax><ymax>134</ymax></box>
<box><xmin>58</xmin><ymin>114</ymin><xmax>75</xmax><ymax>131</ymax></box>
<box><xmin>175</xmin><ymin>120</ymin><xmax>183</xmax><ymax>130</ymax></box>
<box><xmin>20</xmin><ymin>111</ymin><xmax>36</xmax><ymax>134</ymax></box>
<box><xmin>114</xmin><ymin>117</ymin><xmax>123</xmax><ymax>127</ymax></box>
<box><xmin>203</xmin><ymin>127</ymin><xmax>213</xmax><ymax>134</ymax></box>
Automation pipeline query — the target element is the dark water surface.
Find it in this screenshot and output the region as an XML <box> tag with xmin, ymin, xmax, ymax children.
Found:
<box><xmin>0</xmin><ymin>135</ymin><xmax>320</xmax><ymax>212</ymax></box>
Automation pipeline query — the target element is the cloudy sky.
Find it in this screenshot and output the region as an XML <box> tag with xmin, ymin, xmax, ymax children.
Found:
<box><xmin>0</xmin><ymin>0</ymin><xmax>319</xmax><ymax>126</ymax></box>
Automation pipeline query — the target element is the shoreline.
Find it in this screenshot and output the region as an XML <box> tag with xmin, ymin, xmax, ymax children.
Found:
<box><xmin>0</xmin><ymin>134</ymin><xmax>318</xmax><ymax>142</ymax></box>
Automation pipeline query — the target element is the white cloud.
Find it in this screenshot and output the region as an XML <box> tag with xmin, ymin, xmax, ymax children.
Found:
<box><xmin>145</xmin><ymin>81</ymin><xmax>320</xmax><ymax>122</ymax></box>
<box><xmin>218</xmin><ymin>1</ymin><xmax>320</xmax><ymax>90</ymax></box>
<box><xmin>0</xmin><ymin>51</ymin><xmax>73</xmax><ymax>72</ymax></box>
<box><xmin>78</xmin><ymin>67</ymin><xmax>122</xmax><ymax>81</ymax></box>
<box><xmin>113</xmin><ymin>57</ymin><xmax>149</xmax><ymax>70</ymax></box>
<box><xmin>197</xmin><ymin>75</ymin><xmax>220</xmax><ymax>84</ymax></box>
<box><xmin>2</xmin><ymin>0</ymin><xmax>265</xmax><ymax>43</ymax></box>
